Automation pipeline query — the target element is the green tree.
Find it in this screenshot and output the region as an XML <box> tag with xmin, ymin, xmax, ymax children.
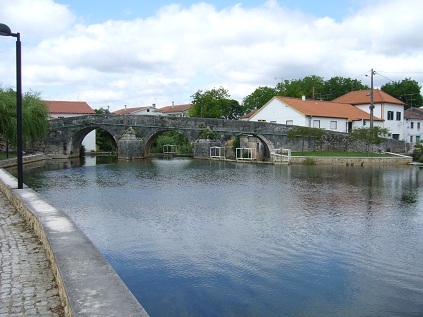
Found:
<box><xmin>286</xmin><ymin>126</ymin><xmax>324</xmax><ymax>153</ymax></box>
<box><xmin>0</xmin><ymin>87</ymin><xmax>49</xmax><ymax>156</ymax></box>
<box><xmin>189</xmin><ymin>87</ymin><xmax>243</xmax><ymax>119</ymax></box>
<box><xmin>276</xmin><ymin>75</ymin><xmax>325</xmax><ymax>99</ymax></box>
<box><xmin>150</xmin><ymin>131</ymin><xmax>192</xmax><ymax>155</ymax></box>
<box><xmin>95</xmin><ymin>107</ymin><xmax>110</xmax><ymax>114</ymax></box>
<box><xmin>350</xmin><ymin>126</ymin><xmax>390</xmax><ymax>153</ymax></box>
<box><xmin>93</xmin><ymin>108</ymin><xmax>115</xmax><ymax>152</ymax></box>
<box><xmin>323</xmin><ymin>76</ymin><xmax>369</xmax><ymax>100</ymax></box>
<box><xmin>381</xmin><ymin>78</ymin><xmax>423</xmax><ymax>109</ymax></box>
<box><xmin>242</xmin><ymin>86</ymin><xmax>277</xmax><ymax>113</ymax></box>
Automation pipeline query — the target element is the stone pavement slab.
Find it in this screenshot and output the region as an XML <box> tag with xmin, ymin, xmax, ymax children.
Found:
<box><xmin>0</xmin><ymin>190</ymin><xmax>64</xmax><ymax>317</ymax></box>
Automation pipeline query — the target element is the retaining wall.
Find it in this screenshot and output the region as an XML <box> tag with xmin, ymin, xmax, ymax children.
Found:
<box><xmin>289</xmin><ymin>155</ymin><xmax>412</xmax><ymax>165</ymax></box>
<box><xmin>0</xmin><ymin>169</ymin><xmax>149</xmax><ymax>317</ymax></box>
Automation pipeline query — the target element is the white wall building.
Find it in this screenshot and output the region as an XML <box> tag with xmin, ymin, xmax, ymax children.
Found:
<box><xmin>333</xmin><ymin>89</ymin><xmax>405</xmax><ymax>140</ymax></box>
<box><xmin>248</xmin><ymin>96</ymin><xmax>382</xmax><ymax>133</ymax></box>
<box><xmin>404</xmin><ymin>107</ymin><xmax>423</xmax><ymax>147</ymax></box>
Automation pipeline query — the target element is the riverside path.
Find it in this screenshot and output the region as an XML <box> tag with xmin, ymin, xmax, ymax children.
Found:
<box><xmin>0</xmin><ymin>190</ymin><xmax>64</xmax><ymax>316</ymax></box>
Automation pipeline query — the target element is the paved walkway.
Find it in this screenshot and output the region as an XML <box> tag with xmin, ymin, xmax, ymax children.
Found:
<box><xmin>0</xmin><ymin>191</ymin><xmax>64</xmax><ymax>317</ymax></box>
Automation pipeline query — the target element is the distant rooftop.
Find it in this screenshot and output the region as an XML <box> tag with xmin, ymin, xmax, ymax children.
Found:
<box><xmin>156</xmin><ymin>104</ymin><xmax>191</xmax><ymax>113</ymax></box>
<box><xmin>44</xmin><ymin>100</ymin><xmax>95</xmax><ymax>114</ymax></box>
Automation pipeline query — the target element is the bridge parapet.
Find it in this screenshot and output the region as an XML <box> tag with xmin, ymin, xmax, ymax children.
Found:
<box><xmin>36</xmin><ymin>114</ymin><xmax>406</xmax><ymax>160</ymax></box>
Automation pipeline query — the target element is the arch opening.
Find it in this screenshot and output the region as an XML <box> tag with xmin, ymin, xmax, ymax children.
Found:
<box><xmin>70</xmin><ymin>127</ymin><xmax>117</xmax><ymax>157</ymax></box>
<box><xmin>145</xmin><ymin>130</ymin><xmax>193</xmax><ymax>157</ymax></box>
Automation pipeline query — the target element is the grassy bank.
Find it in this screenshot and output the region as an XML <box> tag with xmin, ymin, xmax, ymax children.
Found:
<box><xmin>0</xmin><ymin>153</ymin><xmax>16</xmax><ymax>160</ymax></box>
<box><xmin>291</xmin><ymin>151</ymin><xmax>393</xmax><ymax>157</ymax></box>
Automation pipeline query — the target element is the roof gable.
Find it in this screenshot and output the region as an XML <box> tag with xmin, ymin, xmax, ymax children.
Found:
<box><xmin>265</xmin><ymin>96</ymin><xmax>381</xmax><ymax>121</ymax></box>
<box><xmin>44</xmin><ymin>100</ymin><xmax>95</xmax><ymax>114</ymax></box>
<box><xmin>332</xmin><ymin>89</ymin><xmax>405</xmax><ymax>106</ymax></box>
<box><xmin>156</xmin><ymin>104</ymin><xmax>191</xmax><ymax>113</ymax></box>
<box><xmin>405</xmin><ymin>107</ymin><xmax>423</xmax><ymax>120</ymax></box>
<box><xmin>112</xmin><ymin>106</ymin><xmax>154</xmax><ymax>114</ymax></box>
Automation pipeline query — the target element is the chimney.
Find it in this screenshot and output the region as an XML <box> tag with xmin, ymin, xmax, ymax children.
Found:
<box><xmin>152</xmin><ymin>103</ymin><xmax>156</xmax><ymax>108</ymax></box>
<box><xmin>172</xmin><ymin>101</ymin><xmax>174</xmax><ymax>108</ymax></box>
<box><xmin>302</xmin><ymin>96</ymin><xmax>306</xmax><ymax>101</ymax></box>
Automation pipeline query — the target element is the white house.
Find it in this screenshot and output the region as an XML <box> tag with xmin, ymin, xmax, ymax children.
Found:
<box><xmin>44</xmin><ymin>100</ymin><xmax>97</xmax><ymax>152</ymax></box>
<box><xmin>113</xmin><ymin>103</ymin><xmax>192</xmax><ymax>117</ymax></box>
<box><xmin>333</xmin><ymin>89</ymin><xmax>405</xmax><ymax>140</ymax></box>
<box><xmin>112</xmin><ymin>104</ymin><xmax>157</xmax><ymax>115</ymax></box>
<box><xmin>155</xmin><ymin>103</ymin><xmax>192</xmax><ymax>117</ymax></box>
<box><xmin>404</xmin><ymin>107</ymin><xmax>423</xmax><ymax>146</ymax></box>
<box><xmin>247</xmin><ymin>96</ymin><xmax>382</xmax><ymax>133</ymax></box>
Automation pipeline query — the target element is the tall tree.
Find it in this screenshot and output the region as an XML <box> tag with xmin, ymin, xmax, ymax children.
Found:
<box><xmin>242</xmin><ymin>86</ymin><xmax>277</xmax><ymax>113</ymax></box>
<box><xmin>276</xmin><ymin>75</ymin><xmax>325</xmax><ymax>99</ymax></box>
<box><xmin>324</xmin><ymin>76</ymin><xmax>369</xmax><ymax>100</ymax></box>
<box><xmin>381</xmin><ymin>78</ymin><xmax>423</xmax><ymax>109</ymax></box>
<box><xmin>0</xmin><ymin>87</ymin><xmax>49</xmax><ymax>153</ymax></box>
<box><xmin>189</xmin><ymin>87</ymin><xmax>243</xmax><ymax>119</ymax></box>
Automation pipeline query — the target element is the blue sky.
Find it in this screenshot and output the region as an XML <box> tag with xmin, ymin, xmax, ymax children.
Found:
<box><xmin>1</xmin><ymin>0</ymin><xmax>422</xmax><ymax>111</ymax></box>
<box><xmin>55</xmin><ymin>0</ymin><xmax>360</xmax><ymax>22</ymax></box>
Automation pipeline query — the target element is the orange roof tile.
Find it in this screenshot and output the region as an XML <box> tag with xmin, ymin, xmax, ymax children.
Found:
<box><xmin>44</xmin><ymin>100</ymin><xmax>95</xmax><ymax>114</ymax></box>
<box><xmin>274</xmin><ymin>96</ymin><xmax>382</xmax><ymax>121</ymax></box>
<box><xmin>156</xmin><ymin>104</ymin><xmax>192</xmax><ymax>113</ymax></box>
<box><xmin>332</xmin><ymin>89</ymin><xmax>405</xmax><ymax>105</ymax></box>
<box><xmin>112</xmin><ymin>106</ymin><xmax>153</xmax><ymax>114</ymax></box>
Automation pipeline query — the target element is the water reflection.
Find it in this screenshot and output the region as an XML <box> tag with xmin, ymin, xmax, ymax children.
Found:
<box><xmin>23</xmin><ymin>158</ymin><xmax>423</xmax><ymax>317</ymax></box>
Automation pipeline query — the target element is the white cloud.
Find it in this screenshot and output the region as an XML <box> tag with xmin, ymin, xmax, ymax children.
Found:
<box><xmin>1</xmin><ymin>0</ymin><xmax>423</xmax><ymax>111</ymax></box>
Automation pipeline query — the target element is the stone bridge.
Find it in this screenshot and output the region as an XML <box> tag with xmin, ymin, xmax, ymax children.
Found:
<box><xmin>34</xmin><ymin>114</ymin><xmax>405</xmax><ymax>160</ymax></box>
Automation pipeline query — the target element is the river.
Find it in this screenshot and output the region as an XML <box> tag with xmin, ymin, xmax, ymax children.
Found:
<box><xmin>23</xmin><ymin>157</ymin><xmax>423</xmax><ymax>317</ymax></box>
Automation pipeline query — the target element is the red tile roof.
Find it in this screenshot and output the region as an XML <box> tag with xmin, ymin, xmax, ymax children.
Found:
<box><xmin>156</xmin><ymin>104</ymin><xmax>192</xmax><ymax>113</ymax></box>
<box><xmin>112</xmin><ymin>106</ymin><xmax>153</xmax><ymax>115</ymax></box>
<box><xmin>274</xmin><ymin>96</ymin><xmax>382</xmax><ymax>121</ymax></box>
<box><xmin>44</xmin><ymin>100</ymin><xmax>95</xmax><ymax>114</ymax></box>
<box><xmin>332</xmin><ymin>89</ymin><xmax>405</xmax><ymax>105</ymax></box>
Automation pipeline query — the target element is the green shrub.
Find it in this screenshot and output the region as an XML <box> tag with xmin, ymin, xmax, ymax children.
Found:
<box><xmin>303</xmin><ymin>157</ymin><xmax>316</xmax><ymax>165</ymax></box>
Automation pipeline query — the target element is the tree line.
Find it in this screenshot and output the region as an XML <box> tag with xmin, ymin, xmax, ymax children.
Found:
<box><xmin>188</xmin><ymin>76</ymin><xmax>423</xmax><ymax>119</ymax></box>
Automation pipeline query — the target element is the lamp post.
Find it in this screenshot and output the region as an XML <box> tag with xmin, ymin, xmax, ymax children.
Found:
<box><xmin>0</xmin><ymin>23</ymin><xmax>23</xmax><ymax>189</ymax></box>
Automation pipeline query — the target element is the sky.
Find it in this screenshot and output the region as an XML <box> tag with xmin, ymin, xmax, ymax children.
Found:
<box><xmin>1</xmin><ymin>0</ymin><xmax>423</xmax><ymax>111</ymax></box>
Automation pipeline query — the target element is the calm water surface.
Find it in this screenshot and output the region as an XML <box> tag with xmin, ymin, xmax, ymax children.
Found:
<box><xmin>23</xmin><ymin>158</ymin><xmax>423</xmax><ymax>317</ymax></box>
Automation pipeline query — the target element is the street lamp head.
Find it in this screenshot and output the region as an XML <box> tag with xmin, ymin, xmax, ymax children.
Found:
<box><xmin>0</xmin><ymin>23</ymin><xmax>12</xmax><ymax>36</ymax></box>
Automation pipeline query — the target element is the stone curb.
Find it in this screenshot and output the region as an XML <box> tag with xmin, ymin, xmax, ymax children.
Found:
<box><xmin>0</xmin><ymin>168</ymin><xmax>149</xmax><ymax>317</ymax></box>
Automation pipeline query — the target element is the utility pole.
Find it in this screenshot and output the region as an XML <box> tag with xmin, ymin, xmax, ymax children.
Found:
<box><xmin>370</xmin><ymin>68</ymin><xmax>375</xmax><ymax>129</ymax></box>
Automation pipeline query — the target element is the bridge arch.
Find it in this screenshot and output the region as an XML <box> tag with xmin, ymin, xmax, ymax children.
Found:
<box><xmin>144</xmin><ymin>129</ymin><xmax>197</xmax><ymax>157</ymax></box>
<box><xmin>237</xmin><ymin>133</ymin><xmax>274</xmax><ymax>161</ymax></box>
<box><xmin>66</xmin><ymin>126</ymin><xmax>117</xmax><ymax>157</ymax></box>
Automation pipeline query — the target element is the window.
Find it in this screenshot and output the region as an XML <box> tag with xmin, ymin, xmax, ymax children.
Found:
<box><xmin>418</xmin><ymin>122</ymin><xmax>421</xmax><ymax>129</ymax></box>
<box><xmin>387</xmin><ymin>111</ymin><xmax>394</xmax><ymax>120</ymax></box>
<box><xmin>392</xmin><ymin>134</ymin><xmax>399</xmax><ymax>140</ymax></box>
<box><xmin>411</xmin><ymin>122</ymin><xmax>414</xmax><ymax>129</ymax></box>
<box><xmin>313</xmin><ymin>120</ymin><xmax>320</xmax><ymax>128</ymax></box>
<box><xmin>410</xmin><ymin>136</ymin><xmax>414</xmax><ymax>142</ymax></box>
<box><xmin>396</xmin><ymin>111</ymin><xmax>401</xmax><ymax>121</ymax></box>
<box><xmin>258</xmin><ymin>119</ymin><xmax>266</xmax><ymax>122</ymax></box>
<box><xmin>330</xmin><ymin>121</ymin><xmax>337</xmax><ymax>130</ymax></box>
<box><xmin>286</xmin><ymin>120</ymin><xmax>293</xmax><ymax>125</ymax></box>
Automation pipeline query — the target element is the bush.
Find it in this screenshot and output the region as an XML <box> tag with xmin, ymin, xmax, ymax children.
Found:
<box><xmin>303</xmin><ymin>157</ymin><xmax>316</xmax><ymax>165</ymax></box>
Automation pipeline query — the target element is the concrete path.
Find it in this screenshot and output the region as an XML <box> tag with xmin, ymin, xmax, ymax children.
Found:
<box><xmin>0</xmin><ymin>190</ymin><xmax>64</xmax><ymax>317</ymax></box>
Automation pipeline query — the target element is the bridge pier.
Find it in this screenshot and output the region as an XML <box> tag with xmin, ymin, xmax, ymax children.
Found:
<box><xmin>117</xmin><ymin>127</ymin><xmax>144</xmax><ymax>160</ymax></box>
